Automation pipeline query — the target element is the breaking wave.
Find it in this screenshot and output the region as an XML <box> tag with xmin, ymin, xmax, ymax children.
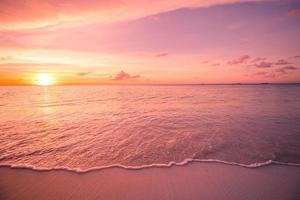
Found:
<box><xmin>1</xmin><ymin>159</ymin><xmax>299</xmax><ymax>174</ymax></box>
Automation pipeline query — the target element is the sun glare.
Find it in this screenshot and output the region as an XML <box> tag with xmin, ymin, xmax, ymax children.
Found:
<box><xmin>36</xmin><ymin>73</ymin><xmax>55</xmax><ymax>86</ymax></box>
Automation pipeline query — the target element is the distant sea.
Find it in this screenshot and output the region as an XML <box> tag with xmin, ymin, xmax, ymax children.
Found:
<box><xmin>0</xmin><ymin>85</ymin><xmax>300</xmax><ymax>172</ymax></box>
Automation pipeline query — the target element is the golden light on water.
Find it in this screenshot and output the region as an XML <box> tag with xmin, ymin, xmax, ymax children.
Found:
<box><xmin>36</xmin><ymin>73</ymin><xmax>56</xmax><ymax>86</ymax></box>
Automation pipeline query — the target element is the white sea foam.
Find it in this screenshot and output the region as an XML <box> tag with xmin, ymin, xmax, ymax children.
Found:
<box><xmin>1</xmin><ymin>159</ymin><xmax>300</xmax><ymax>174</ymax></box>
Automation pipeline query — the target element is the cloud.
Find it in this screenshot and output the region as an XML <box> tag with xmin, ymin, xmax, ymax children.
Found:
<box><xmin>251</xmin><ymin>57</ymin><xmax>266</xmax><ymax>63</ymax></box>
<box><xmin>289</xmin><ymin>55</ymin><xmax>300</xmax><ymax>59</ymax></box>
<box><xmin>264</xmin><ymin>73</ymin><xmax>275</xmax><ymax>78</ymax></box>
<box><xmin>275</xmin><ymin>59</ymin><xmax>291</xmax><ymax>65</ymax></box>
<box><xmin>0</xmin><ymin>0</ymin><xmax>257</xmax><ymax>30</ymax></box>
<box><xmin>155</xmin><ymin>53</ymin><xmax>168</xmax><ymax>58</ymax></box>
<box><xmin>0</xmin><ymin>62</ymin><xmax>72</xmax><ymax>69</ymax></box>
<box><xmin>77</xmin><ymin>72</ymin><xmax>92</xmax><ymax>76</ymax></box>
<box><xmin>227</xmin><ymin>55</ymin><xmax>250</xmax><ymax>65</ymax></box>
<box><xmin>254</xmin><ymin>71</ymin><xmax>268</xmax><ymax>76</ymax></box>
<box><xmin>210</xmin><ymin>63</ymin><xmax>220</xmax><ymax>66</ymax></box>
<box><xmin>253</xmin><ymin>66</ymin><xmax>298</xmax><ymax>79</ymax></box>
<box><xmin>253</xmin><ymin>61</ymin><xmax>273</xmax><ymax>68</ymax></box>
<box><xmin>0</xmin><ymin>56</ymin><xmax>12</xmax><ymax>61</ymax></box>
<box><xmin>253</xmin><ymin>71</ymin><xmax>275</xmax><ymax>78</ymax></box>
<box><xmin>148</xmin><ymin>15</ymin><xmax>161</xmax><ymax>21</ymax></box>
<box><xmin>282</xmin><ymin>66</ymin><xmax>298</xmax><ymax>70</ymax></box>
<box><xmin>288</xmin><ymin>9</ymin><xmax>300</xmax><ymax>17</ymax></box>
<box><xmin>275</xmin><ymin>65</ymin><xmax>298</xmax><ymax>74</ymax></box>
<box><xmin>114</xmin><ymin>70</ymin><xmax>140</xmax><ymax>80</ymax></box>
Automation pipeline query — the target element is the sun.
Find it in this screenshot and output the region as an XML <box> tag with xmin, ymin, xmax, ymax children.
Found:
<box><xmin>36</xmin><ymin>73</ymin><xmax>55</xmax><ymax>86</ymax></box>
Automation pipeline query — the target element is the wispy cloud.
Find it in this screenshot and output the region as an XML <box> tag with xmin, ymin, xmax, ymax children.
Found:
<box><xmin>254</xmin><ymin>71</ymin><xmax>268</xmax><ymax>76</ymax></box>
<box><xmin>210</xmin><ymin>63</ymin><xmax>220</xmax><ymax>67</ymax></box>
<box><xmin>253</xmin><ymin>71</ymin><xmax>275</xmax><ymax>78</ymax></box>
<box><xmin>148</xmin><ymin>15</ymin><xmax>161</xmax><ymax>21</ymax></box>
<box><xmin>275</xmin><ymin>59</ymin><xmax>291</xmax><ymax>65</ymax></box>
<box><xmin>289</xmin><ymin>55</ymin><xmax>300</xmax><ymax>59</ymax></box>
<box><xmin>155</xmin><ymin>53</ymin><xmax>168</xmax><ymax>58</ymax></box>
<box><xmin>0</xmin><ymin>0</ymin><xmax>252</xmax><ymax>30</ymax></box>
<box><xmin>114</xmin><ymin>70</ymin><xmax>140</xmax><ymax>81</ymax></box>
<box><xmin>77</xmin><ymin>72</ymin><xmax>92</xmax><ymax>76</ymax></box>
<box><xmin>251</xmin><ymin>57</ymin><xmax>266</xmax><ymax>63</ymax></box>
<box><xmin>227</xmin><ymin>55</ymin><xmax>250</xmax><ymax>65</ymax></box>
<box><xmin>252</xmin><ymin>65</ymin><xmax>298</xmax><ymax>79</ymax></box>
<box><xmin>0</xmin><ymin>62</ymin><xmax>73</xmax><ymax>69</ymax></box>
<box><xmin>253</xmin><ymin>61</ymin><xmax>273</xmax><ymax>68</ymax></box>
<box><xmin>275</xmin><ymin>66</ymin><xmax>298</xmax><ymax>74</ymax></box>
<box><xmin>0</xmin><ymin>56</ymin><xmax>13</xmax><ymax>61</ymax></box>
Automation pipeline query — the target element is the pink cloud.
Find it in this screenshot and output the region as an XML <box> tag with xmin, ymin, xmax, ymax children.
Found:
<box><xmin>289</xmin><ymin>55</ymin><xmax>300</xmax><ymax>59</ymax></box>
<box><xmin>155</xmin><ymin>53</ymin><xmax>168</xmax><ymax>57</ymax></box>
<box><xmin>251</xmin><ymin>57</ymin><xmax>266</xmax><ymax>63</ymax></box>
<box><xmin>114</xmin><ymin>70</ymin><xmax>140</xmax><ymax>80</ymax></box>
<box><xmin>148</xmin><ymin>15</ymin><xmax>161</xmax><ymax>21</ymax></box>
<box><xmin>254</xmin><ymin>61</ymin><xmax>273</xmax><ymax>68</ymax></box>
<box><xmin>288</xmin><ymin>9</ymin><xmax>300</xmax><ymax>17</ymax></box>
<box><xmin>275</xmin><ymin>66</ymin><xmax>298</xmax><ymax>74</ymax></box>
<box><xmin>254</xmin><ymin>71</ymin><xmax>268</xmax><ymax>76</ymax></box>
<box><xmin>264</xmin><ymin>73</ymin><xmax>275</xmax><ymax>78</ymax></box>
<box><xmin>275</xmin><ymin>59</ymin><xmax>291</xmax><ymax>65</ymax></box>
<box><xmin>210</xmin><ymin>63</ymin><xmax>220</xmax><ymax>66</ymax></box>
<box><xmin>252</xmin><ymin>71</ymin><xmax>275</xmax><ymax>78</ymax></box>
<box><xmin>227</xmin><ymin>55</ymin><xmax>250</xmax><ymax>65</ymax></box>
<box><xmin>0</xmin><ymin>0</ymin><xmax>252</xmax><ymax>30</ymax></box>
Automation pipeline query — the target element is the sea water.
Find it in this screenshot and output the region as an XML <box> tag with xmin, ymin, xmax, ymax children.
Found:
<box><xmin>0</xmin><ymin>85</ymin><xmax>300</xmax><ymax>171</ymax></box>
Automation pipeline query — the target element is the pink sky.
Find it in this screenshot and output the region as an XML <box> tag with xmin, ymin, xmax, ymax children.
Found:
<box><xmin>0</xmin><ymin>0</ymin><xmax>300</xmax><ymax>85</ymax></box>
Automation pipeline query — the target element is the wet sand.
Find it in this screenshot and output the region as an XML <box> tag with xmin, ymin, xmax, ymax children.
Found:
<box><xmin>0</xmin><ymin>162</ymin><xmax>299</xmax><ymax>200</ymax></box>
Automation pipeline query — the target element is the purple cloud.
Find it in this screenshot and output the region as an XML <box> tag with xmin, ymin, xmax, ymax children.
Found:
<box><xmin>275</xmin><ymin>59</ymin><xmax>291</xmax><ymax>65</ymax></box>
<box><xmin>283</xmin><ymin>66</ymin><xmax>298</xmax><ymax>70</ymax></box>
<box><xmin>254</xmin><ymin>61</ymin><xmax>273</xmax><ymax>68</ymax></box>
<box><xmin>288</xmin><ymin>9</ymin><xmax>300</xmax><ymax>17</ymax></box>
<box><xmin>253</xmin><ymin>71</ymin><xmax>275</xmax><ymax>78</ymax></box>
<box><xmin>289</xmin><ymin>55</ymin><xmax>300</xmax><ymax>59</ymax></box>
<box><xmin>251</xmin><ymin>57</ymin><xmax>266</xmax><ymax>63</ymax></box>
<box><xmin>227</xmin><ymin>55</ymin><xmax>250</xmax><ymax>65</ymax></box>
<box><xmin>114</xmin><ymin>70</ymin><xmax>140</xmax><ymax>80</ymax></box>
<box><xmin>275</xmin><ymin>66</ymin><xmax>298</xmax><ymax>74</ymax></box>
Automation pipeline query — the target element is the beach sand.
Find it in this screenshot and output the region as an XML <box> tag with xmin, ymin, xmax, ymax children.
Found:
<box><xmin>0</xmin><ymin>162</ymin><xmax>299</xmax><ymax>200</ymax></box>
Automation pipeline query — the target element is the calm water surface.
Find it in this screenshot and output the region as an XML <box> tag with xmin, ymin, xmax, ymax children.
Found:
<box><xmin>0</xmin><ymin>85</ymin><xmax>300</xmax><ymax>170</ymax></box>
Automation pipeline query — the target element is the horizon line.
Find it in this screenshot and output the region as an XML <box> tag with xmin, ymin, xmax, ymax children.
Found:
<box><xmin>1</xmin><ymin>82</ymin><xmax>300</xmax><ymax>86</ymax></box>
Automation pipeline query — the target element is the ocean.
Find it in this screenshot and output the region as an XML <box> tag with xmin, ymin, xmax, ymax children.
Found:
<box><xmin>0</xmin><ymin>85</ymin><xmax>300</xmax><ymax>171</ymax></box>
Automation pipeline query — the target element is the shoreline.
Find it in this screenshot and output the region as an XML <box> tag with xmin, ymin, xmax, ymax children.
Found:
<box><xmin>1</xmin><ymin>162</ymin><xmax>299</xmax><ymax>200</ymax></box>
<box><xmin>1</xmin><ymin>159</ymin><xmax>300</xmax><ymax>174</ymax></box>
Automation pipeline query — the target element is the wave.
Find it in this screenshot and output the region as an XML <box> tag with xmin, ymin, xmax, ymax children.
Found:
<box><xmin>0</xmin><ymin>159</ymin><xmax>299</xmax><ymax>174</ymax></box>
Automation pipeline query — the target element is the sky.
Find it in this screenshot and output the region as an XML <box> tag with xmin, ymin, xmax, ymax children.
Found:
<box><xmin>0</xmin><ymin>0</ymin><xmax>300</xmax><ymax>85</ymax></box>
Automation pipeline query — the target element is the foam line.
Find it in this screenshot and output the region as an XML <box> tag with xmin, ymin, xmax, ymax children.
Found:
<box><xmin>0</xmin><ymin>159</ymin><xmax>299</xmax><ymax>174</ymax></box>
